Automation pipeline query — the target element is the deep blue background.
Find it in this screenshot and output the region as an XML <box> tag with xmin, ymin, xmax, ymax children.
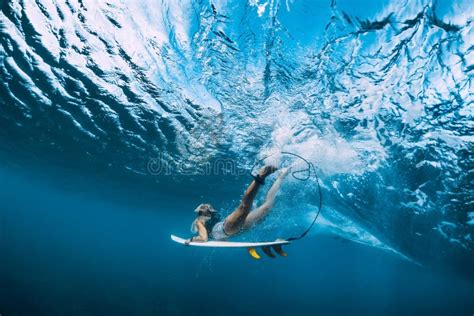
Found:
<box><xmin>1</xmin><ymin>165</ymin><xmax>472</xmax><ymax>316</ymax></box>
<box><xmin>1</xmin><ymin>0</ymin><xmax>473</xmax><ymax>314</ymax></box>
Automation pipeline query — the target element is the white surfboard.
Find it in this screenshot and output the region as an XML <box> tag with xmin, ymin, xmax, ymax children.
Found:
<box><xmin>170</xmin><ymin>235</ymin><xmax>290</xmax><ymax>248</ymax></box>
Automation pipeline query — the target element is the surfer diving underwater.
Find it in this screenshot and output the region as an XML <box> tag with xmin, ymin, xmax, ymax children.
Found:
<box><xmin>185</xmin><ymin>166</ymin><xmax>289</xmax><ymax>244</ymax></box>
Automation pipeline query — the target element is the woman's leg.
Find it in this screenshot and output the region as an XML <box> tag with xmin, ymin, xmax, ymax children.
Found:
<box><xmin>224</xmin><ymin>166</ymin><xmax>277</xmax><ymax>235</ymax></box>
<box><xmin>243</xmin><ymin>168</ymin><xmax>289</xmax><ymax>229</ymax></box>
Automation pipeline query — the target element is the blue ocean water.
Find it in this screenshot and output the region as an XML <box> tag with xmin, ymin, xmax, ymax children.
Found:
<box><xmin>1</xmin><ymin>0</ymin><xmax>473</xmax><ymax>315</ymax></box>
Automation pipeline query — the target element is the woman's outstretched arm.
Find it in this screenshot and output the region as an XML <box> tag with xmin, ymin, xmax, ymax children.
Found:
<box><xmin>187</xmin><ymin>221</ymin><xmax>208</xmax><ymax>243</ymax></box>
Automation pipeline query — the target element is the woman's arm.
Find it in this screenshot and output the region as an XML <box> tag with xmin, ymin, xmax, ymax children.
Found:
<box><xmin>187</xmin><ymin>220</ymin><xmax>208</xmax><ymax>243</ymax></box>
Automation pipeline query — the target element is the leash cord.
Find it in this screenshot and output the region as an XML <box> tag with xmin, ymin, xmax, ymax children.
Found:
<box><xmin>250</xmin><ymin>151</ymin><xmax>323</xmax><ymax>241</ymax></box>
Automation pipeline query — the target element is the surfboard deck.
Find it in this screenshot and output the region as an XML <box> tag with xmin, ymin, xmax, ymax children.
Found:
<box><xmin>171</xmin><ymin>235</ymin><xmax>290</xmax><ymax>248</ymax></box>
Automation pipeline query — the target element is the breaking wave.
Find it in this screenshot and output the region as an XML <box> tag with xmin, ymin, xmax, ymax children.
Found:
<box><xmin>1</xmin><ymin>0</ymin><xmax>473</xmax><ymax>276</ymax></box>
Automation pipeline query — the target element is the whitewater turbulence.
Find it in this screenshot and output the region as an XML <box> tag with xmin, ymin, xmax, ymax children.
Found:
<box><xmin>0</xmin><ymin>0</ymin><xmax>473</xmax><ymax>276</ymax></box>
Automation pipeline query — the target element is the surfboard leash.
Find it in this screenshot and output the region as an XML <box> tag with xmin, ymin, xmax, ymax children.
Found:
<box><xmin>250</xmin><ymin>151</ymin><xmax>323</xmax><ymax>242</ymax></box>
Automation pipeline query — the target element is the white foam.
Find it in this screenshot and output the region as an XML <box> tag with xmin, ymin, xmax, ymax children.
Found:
<box><xmin>260</xmin><ymin>108</ymin><xmax>385</xmax><ymax>176</ymax></box>
<box><xmin>467</xmin><ymin>212</ymin><xmax>474</xmax><ymax>226</ymax></box>
<box><xmin>314</xmin><ymin>210</ymin><xmax>414</xmax><ymax>262</ymax></box>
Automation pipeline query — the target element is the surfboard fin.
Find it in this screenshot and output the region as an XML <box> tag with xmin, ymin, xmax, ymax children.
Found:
<box><xmin>261</xmin><ymin>246</ymin><xmax>275</xmax><ymax>258</ymax></box>
<box><xmin>272</xmin><ymin>244</ymin><xmax>288</xmax><ymax>257</ymax></box>
<box><xmin>247</xmin><ymin>247</ymin><xmax>261</xmax><ymax>260</ymax></box>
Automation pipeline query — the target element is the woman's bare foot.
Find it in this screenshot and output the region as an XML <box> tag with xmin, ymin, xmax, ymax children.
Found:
<box><xmin>258</xmin><ymin>165</ymin><xmax>278</xmax><ymax>178</ymax></box>
<box><xmin>279</xmin><ymin>167</ymin><xmax>290</xmax><ymax>177</ymax></box>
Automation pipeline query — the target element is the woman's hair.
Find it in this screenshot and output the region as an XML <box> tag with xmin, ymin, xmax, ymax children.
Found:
<box><xmin>190</xmin><ymin>215</ymin><xmax>212</xmax><ymax>233</ymax></box>
<box><xmin>190</xmin><ymin>203</ymin><xmax>215</xmax><ymax>233</ymax></box>
<box><xmin>190</xmin><ymin>218</ymin><xmax>199</xmax><ymax>233</ymax></box>
<box><xmin>194</xmin><ymin>203</ymin><xmax>216</xmax><ymax>213</ymax></box>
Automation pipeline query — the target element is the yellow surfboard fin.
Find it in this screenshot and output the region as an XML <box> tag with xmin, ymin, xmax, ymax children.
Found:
<box><xmin>272</xmin><ymin>244</ymin><xmax>288</xmax><ymax>257</ymax></box>
<box><xmin>247</xmin><ymin>247</ymin><xmax>261</xmax><ymax>260</ymax></box>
